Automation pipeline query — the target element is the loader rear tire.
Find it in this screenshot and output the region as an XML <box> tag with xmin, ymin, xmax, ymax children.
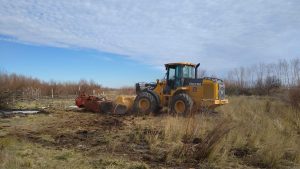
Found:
<box><xmin>133</xmin><ymin>92</ymin><xmax>158</xmax><ymax>115</ymax></box>
<box><xmin>171</xmin><ymin>93</ymin><xmax>193</xmax><ymax>116</ymax></box>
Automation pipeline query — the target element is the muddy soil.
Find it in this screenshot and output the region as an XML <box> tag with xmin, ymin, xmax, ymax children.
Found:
<box><xmin>3</xmin><ymin>110</ymin><xmax>180</xmax><ymax>168</ymax></box>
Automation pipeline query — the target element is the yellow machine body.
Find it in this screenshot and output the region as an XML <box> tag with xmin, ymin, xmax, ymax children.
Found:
<box><xmin>133</xmin><ymin>62</ymin><xmax>228</xmax><ymax>115</ymax></box>
<box><xmin>152</xmin><ymin>78</ymin><xmax>228</xmax><ymax>110</ymax></box>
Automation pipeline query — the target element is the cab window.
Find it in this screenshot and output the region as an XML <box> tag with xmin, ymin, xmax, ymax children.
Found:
<box><xmin>182</xmin><ymin>66</ymin><xmax>195</xmax><ymax>78</ymax></box>
<box><xmin>169</xmin><ymin>68</ymin><xmax>175</xmax><ymax>80</ymax></box>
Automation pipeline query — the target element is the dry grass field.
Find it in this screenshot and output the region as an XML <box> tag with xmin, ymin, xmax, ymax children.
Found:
<box><xmin>0</xmin><ymin>95</ymin><xmax>299</xmax><ymax>169</ymax></box>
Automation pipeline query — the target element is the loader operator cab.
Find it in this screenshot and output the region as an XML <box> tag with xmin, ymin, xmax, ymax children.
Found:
<box><xmin>164</xmin><ymin>62</ymin><xmax>200</xmax><ymax>94</ymax></box>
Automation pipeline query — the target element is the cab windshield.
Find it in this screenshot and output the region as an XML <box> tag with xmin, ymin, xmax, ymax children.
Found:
<box><xmin>182</xmin><ymin>66</ymin><xmax>195</xmax><ymax>78</ymax></box>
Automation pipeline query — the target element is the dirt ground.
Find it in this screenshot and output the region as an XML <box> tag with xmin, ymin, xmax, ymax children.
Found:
<box><xmin>0</xmin><ymin>109</ymin><xmax>196</xmax><ymax>169</ymax></box>
<box><xmin>1</xmin><ymin>96</ymin><xmax>299</xmax><ymax>169</ymax></box>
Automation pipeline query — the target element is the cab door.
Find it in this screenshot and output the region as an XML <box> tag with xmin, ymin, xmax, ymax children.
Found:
<box><xmin>165</xmin><ymin>66</ymin><xmax>182</xmax><ymax>94</ymax></box>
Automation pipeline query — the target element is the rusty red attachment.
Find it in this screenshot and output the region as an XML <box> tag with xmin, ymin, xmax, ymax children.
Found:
<box><xmin>75</xmin><ymin>93</ymin><xmax>113</xmax><ymax>113</ymax></box>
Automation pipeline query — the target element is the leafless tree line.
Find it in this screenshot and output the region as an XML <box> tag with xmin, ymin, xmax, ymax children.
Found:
<box><xmin>225</xmin><ymin>58</ymin><xmax>300</xmax><ymax>95</ymax></box>
<box><xmin>0</xmin><ymin>71</ymin><xmax>103</xmax><ymax>100</ymax></box>
<box><xmin>0</xmin><ymin>57</ymin><xmax>299</xmax><ymax>101</ymax></box>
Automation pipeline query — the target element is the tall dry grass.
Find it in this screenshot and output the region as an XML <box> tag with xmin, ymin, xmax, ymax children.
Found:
<box><xmin>215</xmin><ymin>96</ymin><xmax>300</xmax><ymax>168</ymax></box>
<box><xmin>289</xmin><ymin>85</ymin><xmax>300</xmax><ymax>110</ymax></box>
<box><xmin>136</xmin><ymin>96</ymin><xmax>300</xmax><ymax>168</ymax></box>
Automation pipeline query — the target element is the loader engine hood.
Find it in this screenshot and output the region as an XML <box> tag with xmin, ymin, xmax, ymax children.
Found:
<box><xmin>184</xmin><ymin>77</ymin><xmax>226</xmax><ymax>100</ymax></box>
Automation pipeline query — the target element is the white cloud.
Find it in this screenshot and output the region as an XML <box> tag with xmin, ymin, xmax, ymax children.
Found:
<box><xmin>0</xmin><ymin>0</ymin><xmax>299</xmax><ymax>72</ymax></box>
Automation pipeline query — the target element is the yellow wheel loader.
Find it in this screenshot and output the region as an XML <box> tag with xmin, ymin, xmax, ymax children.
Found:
<box><xmin>77</xmin><ymin>62</ymin><xmax>228</xmax><ymax>115</ymax></box>
<box><xmin>131</xmin><ymin>62</ymin><xmax>228</xmax><ymax>115</ymax></box>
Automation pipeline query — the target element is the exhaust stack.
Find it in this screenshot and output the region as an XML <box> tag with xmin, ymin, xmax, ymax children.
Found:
<box><xmin>195</xmin><ymin>63</ymin><xmax>200</xmax><ymax>79</ymax></box>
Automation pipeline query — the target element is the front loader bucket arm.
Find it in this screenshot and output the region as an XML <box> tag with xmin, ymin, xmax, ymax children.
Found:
<box><xmin>113</xmin><ymin>96</ymin><xmax>135</xmax><ymax>114</ymax></box>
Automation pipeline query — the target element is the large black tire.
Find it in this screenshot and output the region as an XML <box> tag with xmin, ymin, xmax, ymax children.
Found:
<box><xmin>133</xmin><ymin>92</ymin><xmax>158</xmax><ymax>115</ymax></box>
<box><xmin>171</xmin><ymin>93</ymin><xmax>193</xmax><ymax>116</ymax></box>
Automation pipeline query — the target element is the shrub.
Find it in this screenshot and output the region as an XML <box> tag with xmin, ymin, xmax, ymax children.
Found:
<box><xmin>0</xmin><ymin>90</ymin><xmax>12</xmax><ymax>109</ymax></box>
<box><xmin>289</xmin><ymin>85</ymin><xmax>300</xmax><ymax>109</ymax></box>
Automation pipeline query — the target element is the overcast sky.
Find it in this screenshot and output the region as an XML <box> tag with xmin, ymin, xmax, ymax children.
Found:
<box><xmin>0</xmin><ymin>0</ymin><xmax>299</xmax><ymax>86</ymax></box>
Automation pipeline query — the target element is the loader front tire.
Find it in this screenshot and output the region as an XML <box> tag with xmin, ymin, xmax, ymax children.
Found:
<box><xmin>133</xmin><ymin>92</ymin><xmax>158</xmax><ymax>115</ymax></box>
<box><xmin>171</xmin><ymin>93</ymin><xmax>193</xmax><ymax>116</ymax></box>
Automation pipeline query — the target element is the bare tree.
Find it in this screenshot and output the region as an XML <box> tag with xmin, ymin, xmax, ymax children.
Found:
<box><xmin>225</xmin><ymin>58</ymin><xmax>298</xmax><ymax>95</ymax></box>
<box><xmin>197</xmin><ymin>69</ymin><xmax>207</xmax><ymax>78</ymax></box>
<box><xmin>0</xmin><ymin>72</ymin><xmax>103</xmax><ymax>100</ymax></box>
<box><xmin>290</xmin><ymin>58</ymin><xmax>300</xmax><ymax>86</ymax></box>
